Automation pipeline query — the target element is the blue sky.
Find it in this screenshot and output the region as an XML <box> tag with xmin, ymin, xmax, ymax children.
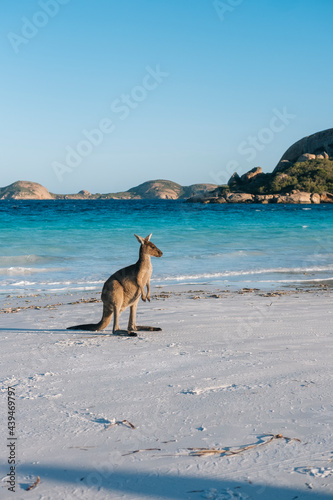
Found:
<box><xmin>1</xmin><ymin>0</ymin><xmax>333</xmax><ymax>194</ymax></box>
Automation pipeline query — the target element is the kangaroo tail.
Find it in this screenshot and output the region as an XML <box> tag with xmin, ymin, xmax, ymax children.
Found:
<box><xmin>67</xmin><ymin>322</ymin><xmax>103</xmax><ymax>331</ymax></box>
<box><xmin>67</xmin><ymin>307</ymin><xmax>113</xmax><ymax>332</ymax></box>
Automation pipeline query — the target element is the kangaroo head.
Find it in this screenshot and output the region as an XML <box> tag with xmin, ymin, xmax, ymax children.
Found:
<box><xmin>134</xmin><ymin>233</ymin><xmax>163</xmax><ymax>257</ymax></box>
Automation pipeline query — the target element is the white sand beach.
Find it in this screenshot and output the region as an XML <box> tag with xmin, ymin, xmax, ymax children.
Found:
<box><xmin>1</xmin><ymin>286</ymin><xmax>333</xmax><ymax>499</ymax></box>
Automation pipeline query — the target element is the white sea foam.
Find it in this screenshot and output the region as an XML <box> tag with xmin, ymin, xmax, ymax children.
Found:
<box><xmin>257</xmin><ymin>277</ymin><xmax>333</xmax><ymax>283</ymax></box>
<box><xmin>10</xmin><ymin>280</ymin><xmax>37</xmax><ymax>286</ymax></box>
<box><xmin>1</xmin><ymin>265</ymin><xmax>333</xmax><ymax>295</ymax></box>
<box><xmin>0</xmin><ymin>266</ymin><xmax>66</xmax><ymax>275</ymax></box>
<box><xmin>0</xmin><ymin>254</ymin><xmax>62</xmax><ymax>265</ymax></box>
<box><xmin>2</xmin><ymin>279</ymin><xmax>103</xmax><ymax>287</ymax></box>
<box><xmin>156</xmin><ymin>265</ymin><xmax>333</xmax><ymax>282</ymax></box>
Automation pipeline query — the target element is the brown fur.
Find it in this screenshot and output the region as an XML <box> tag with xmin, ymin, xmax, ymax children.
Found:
<box><xmin>67</xmin><ymin>234</ymin><xmax>163</xmax><ymax>334</ymax></box>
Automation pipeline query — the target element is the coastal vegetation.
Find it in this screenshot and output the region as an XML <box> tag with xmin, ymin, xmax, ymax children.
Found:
<box><xmin>223</xmin><ymin>159</ymin><xmax>333</xmax><ymax>196</ymax></box>
<box><xmin>269</xmin><ymin>159</ymin><xmax>333</xmax><ymax>194</ymax></box>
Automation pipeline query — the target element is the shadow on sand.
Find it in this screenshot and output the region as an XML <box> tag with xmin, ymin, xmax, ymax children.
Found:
<box><xmin>17</xmin><ymin>464</ymin><xmax>331</xmax><ymax>499</ymax></box>
<box><xmin>0</xmin><ymin>328</ymin><xmax>68</xmax><ymax>332</ymax></box>
<box><xmin>0</xmin><ymin>327</ymin><xmax>144</xmax><ymax>337</ymax></box>
<box><xmin>0</xmin><ymin>327</ymin><xmax>113</xmax><ymax>335</ymax></box>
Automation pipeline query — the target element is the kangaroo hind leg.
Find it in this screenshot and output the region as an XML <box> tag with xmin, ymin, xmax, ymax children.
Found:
<box><xmin>128</xmin><ymin>301</ymin><xmax>161</xmax><ymax>332</ymax></box>
<box><xmin>128</xmin><ymin>301</ymin><xmax>138</xmax><ymax>331</ymax></box>
<box><xmin>113</xmin><ymin>303</ymin><xmax>137</xmax><ymax>337</ymax></box>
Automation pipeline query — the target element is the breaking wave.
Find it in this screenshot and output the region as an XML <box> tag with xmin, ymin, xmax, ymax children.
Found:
<box><xmin>157</xmin><ymin>265</ymin><xmax>333</xmax><ymax>282</ymax></box>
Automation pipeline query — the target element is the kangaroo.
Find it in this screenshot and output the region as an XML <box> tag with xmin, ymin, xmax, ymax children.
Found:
<box><xmin>67</xmin><ymin>234</ymin><xmax>163</xmax><ymax>335</ymax></box>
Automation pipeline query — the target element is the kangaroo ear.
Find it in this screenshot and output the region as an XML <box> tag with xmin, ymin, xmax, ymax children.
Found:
<box><xmin>145</xmin><ymin>233</ymin><xmax>152</xmax><ymax>241</ymax></box>
<box><xmin>134</xmin><ymin>234</ymin><xmax>145</xmax><ymax>245</ymax></box>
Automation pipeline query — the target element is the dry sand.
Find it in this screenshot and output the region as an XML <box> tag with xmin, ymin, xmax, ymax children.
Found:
<box><xmin>0</xmin><ymin>286</ymin><xmax>332</xmax><ymax>499</ymax></box>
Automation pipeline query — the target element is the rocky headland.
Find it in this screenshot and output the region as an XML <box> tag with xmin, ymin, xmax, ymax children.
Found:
<box><xmin>187</xmin><ymin>128</ymin><xmax>333</xmax><ymax>204</ymax></box>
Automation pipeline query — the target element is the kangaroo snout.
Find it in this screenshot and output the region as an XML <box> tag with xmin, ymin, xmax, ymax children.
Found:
<box><xmin>145</xmin><ymin>239</ymin><xmax>163</xmax><ymax>258</ymax></box>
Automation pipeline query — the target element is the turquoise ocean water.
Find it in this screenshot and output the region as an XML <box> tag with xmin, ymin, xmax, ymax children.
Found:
<box><xmin>1</xmin><ymin>200</ymin><xmax>332</xmax><ymax>296</ymax></box>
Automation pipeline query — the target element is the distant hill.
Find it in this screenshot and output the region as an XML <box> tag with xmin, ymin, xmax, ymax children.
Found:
<box><xmin>0</xmin><ymin>181</ymin><xmax>53</xmax><ymax>200</ymax></box>
<box><xmin>127</xmin><ymin>180</ymin><xmax>217</xmax><ymax>199</ymax></box>
<box><xmin>0</xmin><ymin>179</ymin><xmax>218</xmax><ymax>200</ymax></box>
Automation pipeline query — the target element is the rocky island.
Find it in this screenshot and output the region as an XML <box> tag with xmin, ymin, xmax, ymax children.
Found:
<box><xmin>1</xmin><ymin>128</ymin><xmax>332</xmax><ymax>203</ymax></box>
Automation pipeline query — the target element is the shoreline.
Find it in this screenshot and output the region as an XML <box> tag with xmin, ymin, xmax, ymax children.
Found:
<box><xmin>1</xmin><ymin>281</ymin><xmax>332</xmax><ymax>317</ymax></box>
